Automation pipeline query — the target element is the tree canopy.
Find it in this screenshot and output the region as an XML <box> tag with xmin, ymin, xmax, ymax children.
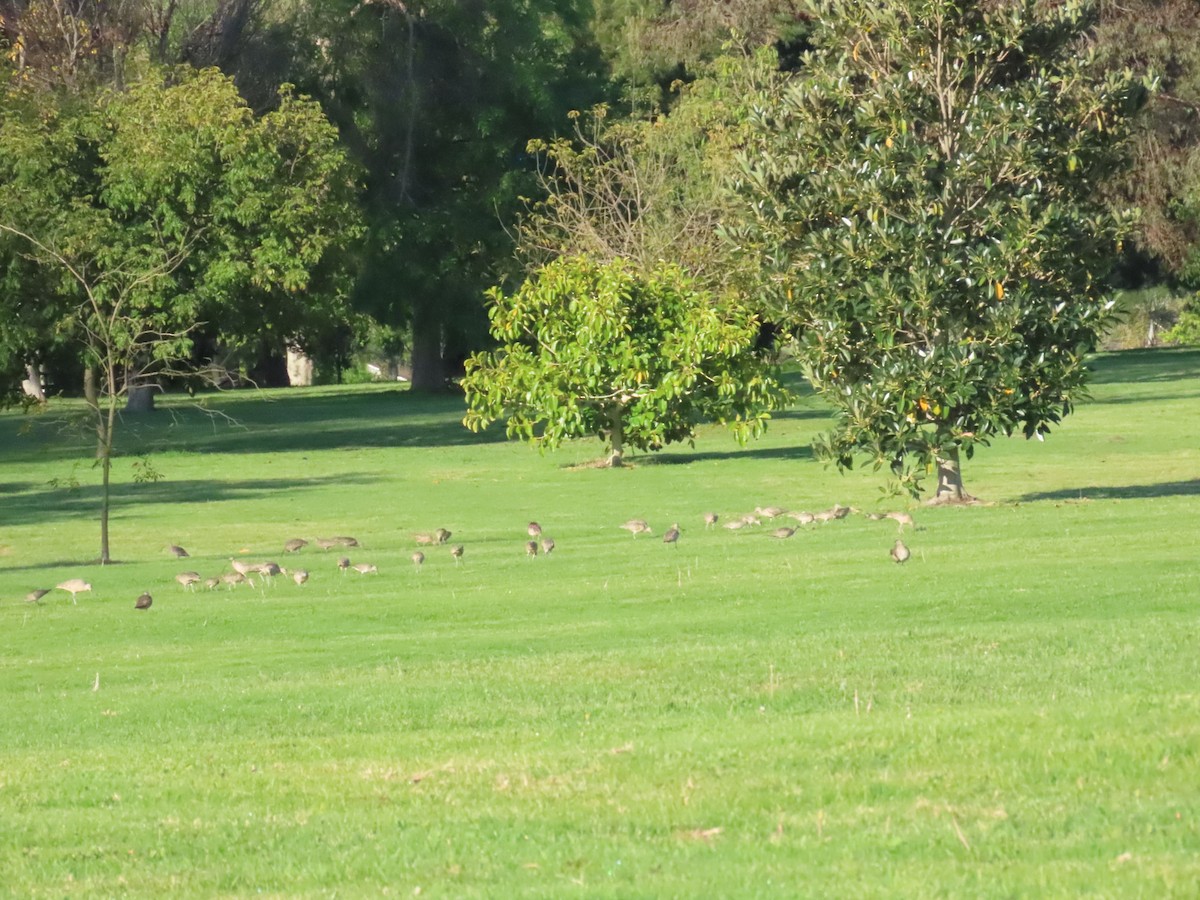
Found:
<box><xmin>462</xmin><ymin>255</ymin><xmax>787</xmax><ymax>466</ymax></box>
<box><xmin>731</xmin><ymin>0</ymin><xmax>1150</xmax><ymax>499</ymax></box>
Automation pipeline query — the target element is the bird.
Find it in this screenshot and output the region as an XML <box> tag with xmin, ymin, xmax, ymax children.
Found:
<box><xmin>167</xmin><ymin>545</ymin><xmax>189</xmax><ymax>558</ymax></box>
<box><xmin>771</xmin><ymin>526</ymin><xmax>796</xmax><ymax>539</ymax></box>
<box><xmin>333</xmin><ymin>536</ymin><xmax>359</xmax><ymax>548</ymax></box>
<box><xmin>812</xmin><ymin>509</ymin><xmax>838</xmax><ymax>524</ymax></box>
<box><xmin>315</xmin><ymin>538</ymin><xmax>339</xmax><ymax>551</ymax></box>
<box><xmin>337</xmin><ymin>556</ymin><xmax>351</xmax><ymax>574</ymax></box>
<box><xmin>620</xmin><ymin>519</ymin><xmax>651</xmax><ymax>537</ymax></box>
<box><xmin>832</xmin><ymin>505</ymin><xmax>852</xmax><ymax>520</ymax></box>
<box><xmin>284</xmin><ymin>538</ymin><xmax>308</xmax><ymax>553</ymax></box>
<box><xmin>255</xmin><ymin>562</ymin><xmax>282</xmax><ymax>584</ymax></box>
<box><xmin>526</xmin><ymin>539</ymin><xmax>539</xmax><ymax>558</ymax></box>
<box><xmin>435</xmin><ymin>528</ymin><xmax>452</xmax><ymax>544</ymax></box>
<box><xmin>723</xmin><ymin>519</ymin><xmax>748</xmax><ymax>531</ymax></box>
<box><xmin>414</xmin><ymin>533</ymin><xmax>435</xmax><ymax>546</ymax></box>
<box><xmin>703</xmin><ymin>512</ymin><xmax>718</xmax><ymax>529</ymax></box>
<box><xmin>884</xmin><ymin>511</ymin><xmax>915</xmax><ymax>531</ymax></box>
<box><xmin>450</xmin><ymin>544</ymin><xmax>464</xmax><ymax>564</ymax></box>
<box><xmin>411</xmin><ymin>551</ymin><xmax>425</xmax><ymax>569</ymax></box>
<box><xmin>527</xmin><ymin>521</ymin><xmax>542</xmax><ymax>538</ymax></box>
<box><xmin>56</xmin><ymin>578</ymin><xmax>92</xmax><ymax>604</ymax></box>
<box><xmin>135</xmin><ymin>592</ymin><xmax>152</xmax><ymax>610</ymax></box>
<box><xmin>788</xmin><ymin>511</ymin><xmax>816</xmax><ymax>525</ymax></box>
<box><xmin>175</xmin><ymin>571</ymin><xmax>201</xmax><ymax>591</ymax></box>
<box><xmin>221</xmin><ymin>572</ymin><xmax>246</xmax><ymax>589</ymax></box>
<box><xmin>203</xmin><ymin>577</ymin><xmax>220</xmax><ymax>591</ymax></box>
<box><xmin>740</xmin><ymin>514</ymin><xmax>762</xmax><ymax>526</ymax></box>
<box><xmin>540</xmin><ymin>537</ymin><xmax>555</xmax><ymax>555</ymax></box>
<box><xmin>352</xmin><ymin>563</ymin><xmax>378</xmax><ymax>575</ymax></box>
<box><xmin>25</xmin><ymin>588</ymin><xmax>50</xmax><ymax>604</ymax></box>
<box><xmin>755</xmin><ymin>506</ymin><xmax>785</xmax><ymax>519</ymax></box>
<box><xmin>229</xmin><ymin>558</ymin><xmax>255</xmax><ymax>577</ymax></box>
<box><xmin>292</xmin><ymin>569</ymin><xmax>309</xmax><ymax>586</ymax></box>
<box><xmin>663</xmin><ymin>524</ymin><xmax>680</xmax><ymax>546</ymax></box>
<box><xmin>891</xmin><ymin>539</ymin><xmax>911</xmax><ymax>564</ymax></box>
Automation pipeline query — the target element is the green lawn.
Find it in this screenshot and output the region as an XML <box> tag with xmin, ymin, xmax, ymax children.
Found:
<box><xmin>1</xmin><ymin>349</ymin><xmax>1198</xmax><ymax>897</ymax></box>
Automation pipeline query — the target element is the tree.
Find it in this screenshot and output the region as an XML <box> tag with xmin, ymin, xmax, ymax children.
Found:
<box><xmin>731</xmin><ymin>0</ymin><xmax>1149</xmax><ymax>501</ymax></box>
<box><xmin>278</xmin><ymin>0</ymin><xmax>610</xmax><ymax>390</ymax></box>
<box><xmin>0</xmin><ymin>67</ymin><xmax>360</xmax><ymax>562</ymax></box>
<box><xmin>462</xmin><ymin>256</ymin><xmax>787</xmax><ymax>467</ymax></box>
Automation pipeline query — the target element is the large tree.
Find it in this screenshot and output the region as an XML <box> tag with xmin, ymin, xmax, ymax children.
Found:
<box><xmin>462</xmin><ymin>255</ymin><xmax>786</xmax><ymax>467</ymax></box>
<box><xmin>731</xmin><ymin>0</ymin><xmax>1149</xmax><ymax>500</ymax></box>
<box><xmin>0</xmin><ymin>67</ymin><xmax>360</xmax><ymax>561</ymax></box>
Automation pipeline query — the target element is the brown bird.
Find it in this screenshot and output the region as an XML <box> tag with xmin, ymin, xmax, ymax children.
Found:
<box><xmin>255</xmin><ymin>562</ymin><xmax>282</xmax><ymax>584</ymax></box>
<box><xmin>337</xmin><ymin>556</ymin><xmax>351</xmax><ymax>574</ymax></box>
<box><xmin>56</xmin><ymin>578</ymin><xmax>92</xmax><ymax>604</ymax></box>
<box><xmin>411</xmin><ymin>551</ymin><xmax>425</xmax><ymax>569</ymax></box>
<box><xmin>527</xmin><ymin>521</ymin><xmax>542</xmax><ymax>538</ymax></box>
<box><xmin>315</xmin><ymin>538</ymin><xmax>339</xmax><ymax>551</ymax></box>
<box><xmin>204</xmin><ymin>577</ymin><xmax>220</xmax><ymax>591</ymax></box>
<box><xmin>435</xmin><ymin>528</ymin><xmax>452</xmax><ymax>544</ymax></box>
<box><xmin>832</xmin><ymin>505</ymin><xmax>852</xmax><ymax>520</ymax></box>
<box><xmin>284</xmin><ymin>538</ymin><xmax>308</xmax><ymax>553</ymax></box>
<box><xmin>540</xmin><ymin>537</ymin><xmax>555</xmax><ymax>555</ymax></box>
<box><xmin>884</xmin><ymin>511</ymin><xmax>915</xmax><ymax>531</ymax></box>
<box><xmin>229</xmin><ymin>558</ymin><xmax>255</xmax><ymax>577</ymax></box>
<box><xmin>740</xmin><ymin>514</ymin><xmax>762</xmax><ymax>526</ymax></box>
<box><xmin>755</xmin><ymin>506</ymin><xmax>785</xmax><ymax>519</ymax></box>
<box><xmin>414</xmin><ymin>533</ymin><xmax>435</xmax><ymax>546</ymax></box>
<box><xmin>526</xmin><ymin>539</ymin><xmax>539</xmax><ymax>558</ymax></box>
<box><xmin>25</xmin><ymin>588</ymin><xmax>50</xmax><ymax>604</ymax></box>
<box><xmin>292</xmin><ymin>569</ymin><xmax>309</xmax><ymax>586</ymax></box>
<box><xmin>703</xmin><ymin>512</ymin><xmax>719</xmax><ymax>529</ymax></box>
<box><xmin>175</xmin><ymin>571</ymin><xmax>201</xmax><ymax>591</ymax></box>
<box><xmin>663</xmin><ymin>524</ymin><xmax>681</xmax><ymax>546</ymax></box>
<box><xmin>167</xmin><ymin>544</ymin><xmax>189</xmax><ymax>558</ymax></box>
<box><xmin>135</xmin><ymin>592</ymin><xmax>153</xmax><ymax>610</ymax></box>
<box><xmin>891</xmin><ymin>540</ymin><xmax>911</xmax><ymax>564</ymax></box>
<box><xmin>333</xmin><ymin>536</ymin><xmax>359</xmax><ymax>547</ymax></box>
<box><xmin>771</xmin><ymin>526</ymin><xmax>796</xmax><ymax>539</ymax></box>
<box><xmin>723</xmin><ymin>519</ymin><xmax>747</xmax><ymax>531</ymax></box>
<box><xmin>352</xmin><ymin>563</ymin><xmax>378</xmax><ymax>575</ymax></box>
<box><xmin>788</xmin><ymin>511</ymin><xmax>816</xmax><ymax>525</ymax></box>
<box><xmin>221</xmin><ymin>572</ymin><xmax>247</xmax><ymax>589</ymax></box>
<box><xmin>620</xmin><ymin>519</ymin><xmax>651</xmax><ymax>537</ymax></box>
<box><xmin>450</xmin><ymin>544</ymin><xmax>464</xmax><ymax>564</ymax></box>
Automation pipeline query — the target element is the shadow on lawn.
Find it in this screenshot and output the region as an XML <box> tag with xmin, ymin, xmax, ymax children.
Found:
<box><xmin>1019</xmin><ymin>478</ymin><xmax>1200</xmax><ymax>502</ymax></box>
<box><xmin>0</xmin><ymin>473</ymin><xmax>376</xmax><ymax>528</ymax></box>
<box><xmin>637</xmin><ymin>444</ymin><xmax>815</xmax><ymax>466</ymax></box>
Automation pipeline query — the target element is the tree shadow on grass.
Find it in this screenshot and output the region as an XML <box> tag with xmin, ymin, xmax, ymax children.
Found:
<box><xmin>636</xmin><ymin>444</ymin><xmax>815</xmax><ymax>466</ymax></box>
<box><xmin>1018</xmin><ymin>478</ymin><xmax>1200</xmax><ymax>502</ymax></box>
<box><xmin>0</xmin><ymin>473</ymin><xmax>377</xmax><ymax>528</ymax></box>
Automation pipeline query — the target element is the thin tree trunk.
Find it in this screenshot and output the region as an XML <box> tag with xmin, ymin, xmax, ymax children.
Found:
<box><xmin>409</xmin><ymin>313</ymin><xmax>445</xmax><ymax>391</ymax></box>
<box><xmin>22</xmin><ymin>364</ymin><xmax>45</xmax><ymax>401</ymax></box>
<box><xmin>97</xmin><ymin>364</ymin><xmax>118</xmax><ymax>565</ymax></box>
<box><xmin>930</xmin><ymin>446</ymin><xmax>974</xmax><ymax>504</ymax></box>
<box><xmin>607</xmin><ymin>406</ymin><xmax>625</xmax><ymax>468</ymax></box>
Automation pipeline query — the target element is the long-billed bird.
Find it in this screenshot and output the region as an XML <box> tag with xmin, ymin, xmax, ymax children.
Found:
<box><xmin>620</xmin><ymin>519</ymin><xmax>651</xmax><ymax>537</ymax></box>
<box><xmin>352</xmin><ymin>563</ymin><xmax>378</xmax><ymax>575</ymax></box>
<box><xmin>284</xmin><ymin>538</ymin><xmax>308</xmax><ymax>553</ymax></box>
<box><xmin>167</xmin><ymin>545</ymin><xmax>189</xmax><ymax>558</ymax></box>
<box><xmin>541</xmin><ymin>537</ymin><xmax>555</xmax><ymax>555</ymax></box>
<box><xmin>703</xmin><ymin>512</ymin><xmax>718</xmax><ymax>529</ymax></box>
<box><xmin>337</xmin><ymin>556</ymin><xmax>351</xmax><ymax>574</ymax></box>
<box><xmin>663</xmin><ymin>524</ymin><xmax>681</xmax><ymax>546</ymax></box>
<box><xmin>891</xmin><ymin>540</ymin><xmax>911</xmax><ymax>564</ymax></box>
<box><xmin>292</xmin><ymin>569</ymin><xmax>309</xmax><ymax>586</ymax></box>
<box><xmin>526</xmin><ymin>540</ymin><xmax>539</xmax><ymax>558</ymax></box>
<box><xmin>435</xmin><ymin>528</ymin><xmax>452</xmax><ymax>544</ymax></box>
<box><xmin>884</xmin><ymin>511</ymin><xmax>915</xmax><ymax>532</ymax></box>
<box><xmin>411</xmin><ymin>551</ymin><xmax>425</xmax><ymax>569</ymax></box>
<box><xmin>56</xmin><ymin>578</ymin><xmax>92</xmax><ymax>604</ymax></box>
<box><xmin>175</xmin><ymin>571</ymin><xmax>201</xmax><ymax>591</ymax></box>
<box><xmin>527</xmin><ymin>521</ymin><xmax>542</xmax><ymax>538</ymax></box>
<box><xmin>771</xmin><ymin>527</ymin><xmax>796</xmax><ymax>539</ymax></box>
<box><xmin>135</xmin><ymin>592</ymin><xmax>153</xmax><ymax>610</ymax></box>
<box><xmin>25</xmin><ymin>588</ymin><xmax>50</xmax><ymax>604</ymax></box>
<box><xmin>450</xmin><ymin>545</ymin><xmax>464</xmax><ymax>564</ymax></box>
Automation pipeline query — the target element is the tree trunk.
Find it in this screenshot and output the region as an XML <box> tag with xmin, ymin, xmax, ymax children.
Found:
<box><xmin>21</xmin><ymin>364</ymin><xmax>45</xmax><ymax>402</ymax></box>
<box><xmin>83</xmin><ymin>367</ymin><xmax>105</xmax><ymax>460</ymax></box>
<box><xmin>930</xmin><ymin>446</ymin><xmax>975</xmax><ymax>504</ymax></box>
<box><xmin>409</xmin><ymin>313</ymin><xmax>445</xmax><ymax>391</ymax></box>
<box><xmin>607</xmin><ymin>406</ymin><xmax>625</xmax><ymax>468</ymax></box>
<box><xmin>125</xmin><ymin>384</ymin><xmax>156</xmax><ymax>413</ymax></box>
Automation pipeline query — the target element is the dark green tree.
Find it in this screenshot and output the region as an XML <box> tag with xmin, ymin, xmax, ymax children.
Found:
<box><xmin>732</xmin><ymin>0</ymin><xmax>1150</xmax><ymax>500</ymax></box>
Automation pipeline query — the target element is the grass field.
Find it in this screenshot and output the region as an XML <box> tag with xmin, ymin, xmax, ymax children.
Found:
<box><xmin>1</xmin><ymin>348</ymin><xmax>1198</xmax><ymax>897</ymax></box>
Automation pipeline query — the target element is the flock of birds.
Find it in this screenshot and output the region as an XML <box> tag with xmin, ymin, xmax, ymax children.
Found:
<box><xmin>21</xmin><ymin>505</ymin><xmax>915</xmax><ymax>609</ymax></box>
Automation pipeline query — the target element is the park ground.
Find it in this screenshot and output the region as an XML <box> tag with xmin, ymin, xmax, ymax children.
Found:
<box><xmin>0</xmin><ymin>348</ymin><xmax>1198</xmax><ymax>896</ymax></box>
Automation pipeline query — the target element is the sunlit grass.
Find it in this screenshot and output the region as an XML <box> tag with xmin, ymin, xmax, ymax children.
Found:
<box><xmin>1</xmin><ymin>349</ymin><xmax>1198</xmax><ymax>896</ymax></box>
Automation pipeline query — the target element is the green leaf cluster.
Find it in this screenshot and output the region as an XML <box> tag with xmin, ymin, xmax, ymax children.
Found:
<box><xmin>462</xmin><ymin>255</ymin><xmax>787</xmax><ymax>463</ymax></box>
<box><xmin>732</xmin><ymin>0</ymin><xmax>1151</xmax><ymax>494</ymax></box>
